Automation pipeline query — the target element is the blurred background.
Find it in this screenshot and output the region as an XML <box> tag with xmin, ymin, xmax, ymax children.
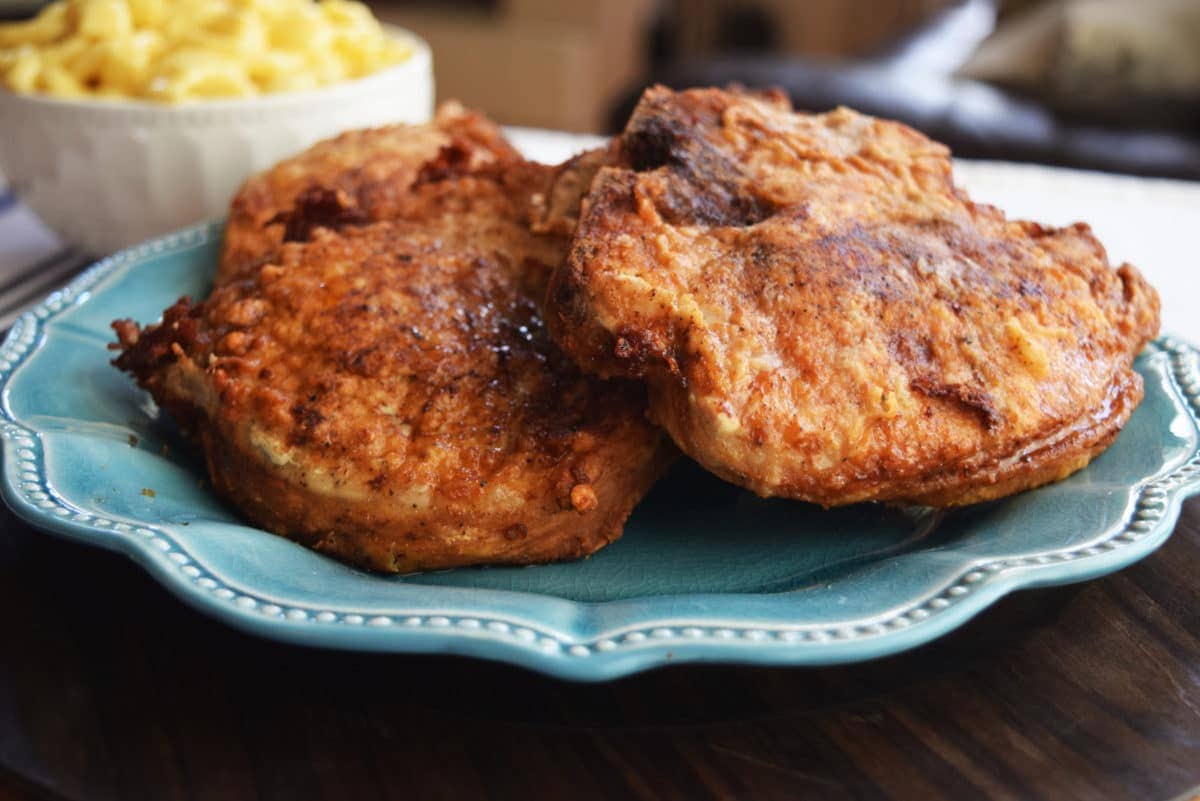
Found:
<box><xmin>371</xmin><ymin>0</ymin><xmax>1200</xmax><ymax>179</ymax></box>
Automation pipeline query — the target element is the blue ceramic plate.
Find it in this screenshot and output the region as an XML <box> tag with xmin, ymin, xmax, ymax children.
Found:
<box><xmin>3</xmin><ymin>221</ymin><xmax>1200</xmax><ymax>681</ymax></box>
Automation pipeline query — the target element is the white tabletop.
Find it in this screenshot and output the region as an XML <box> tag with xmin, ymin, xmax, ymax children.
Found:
<box><xmin>2</xmin><ymin>131</ymin><xmax>1198</xmax><ymax>344</ymax></box>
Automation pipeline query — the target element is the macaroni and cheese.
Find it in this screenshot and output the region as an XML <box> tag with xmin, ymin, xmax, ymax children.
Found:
<box><xmin>0</xmin><ymin>0</ymin><xmax>412</xmax><ymax>101</ymax></box>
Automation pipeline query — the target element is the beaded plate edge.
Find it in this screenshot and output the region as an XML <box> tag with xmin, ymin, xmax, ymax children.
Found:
<box><xmin>2</xmin><ymin>220</ymin><xmax>1198</xmax><ymax>680</ymax></box>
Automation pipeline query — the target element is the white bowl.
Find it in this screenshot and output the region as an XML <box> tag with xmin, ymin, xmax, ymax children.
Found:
<box><xmin>0</xmin><ymin>28</ymin><xmax>433</xmax><ymax>255</ymax></box>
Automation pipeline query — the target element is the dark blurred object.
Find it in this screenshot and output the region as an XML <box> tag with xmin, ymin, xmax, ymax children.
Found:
<box><xmin>959</xmin><ymin>0</ymin><xmax>1200</xmax><ymax>129</ymax></box>
<box><xmin>374</xmin><ymin>0</ymin><xmax>956</xmax><ymax>131</ymax></box>
<box><xmin>666</xmin><ymin>0</ymin><xmax>953</xmax><ymax>61</ymax></box>
<box><xmin>610</xmin><ymin>0</ymin><xmax>1200</xmax><ymax>180</ymax></box>
<box><xmin>0</xmin><ymin>0</ymin><xmax>50</xmax><ymax>21</ymax></box>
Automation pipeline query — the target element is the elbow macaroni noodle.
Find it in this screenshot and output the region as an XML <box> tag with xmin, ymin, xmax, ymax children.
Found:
<box><xmin>0</xmin><ymin>0</ymin><xmax>412</xmax><ymax>101</ymax></box>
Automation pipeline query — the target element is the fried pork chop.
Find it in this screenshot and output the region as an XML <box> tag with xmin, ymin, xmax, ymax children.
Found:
<box><xmin>219</xmin><ymin>101</ymin><xmax>522</xmax><ymax>285</ymax></box>
<box><xmin>531</xmin><ymin>145</ymin><xmax>615</xmax><ymax>237</ymax></box>
<box><xmin>113</xmin><ymin>130</ymin><xmax>672</xmax><ymax>573</ymax></box>
<box><xmin>548</xmin><ymin>86</ymin><xmax>1160</xmax><ymax>506</ymax></box>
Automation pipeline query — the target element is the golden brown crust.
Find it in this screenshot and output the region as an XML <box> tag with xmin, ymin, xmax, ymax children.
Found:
<box><xmin>530</xmin><ymin>145</ymin><xmax>616</xmax><ymax>237</ymax></box>
<box><xmin>548</xmin><ymin>86</ymin><xmax>1160</xmax><ymax>507</ymax></box>
<box><xmin>219</xmin><ymin>101</ymin><xmax>522</xmax><ymax>285</ymax></box>
<box><xmin>114</xmin><ymin>122</ymin><xmax>673</xmax><ymax>573</ymax></box>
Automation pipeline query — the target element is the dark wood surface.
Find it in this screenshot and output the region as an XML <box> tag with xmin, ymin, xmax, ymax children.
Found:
<box><xmin>2</xmin><ymin>500</ymin><xmax>1199</xmax><ymax>801</ymax></box>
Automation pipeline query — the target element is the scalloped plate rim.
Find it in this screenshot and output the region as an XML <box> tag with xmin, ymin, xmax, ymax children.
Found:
<box><xmin>1</xmin><ymin>219</ymin><xmax>1198</xmax><ymax>682</ymax></box>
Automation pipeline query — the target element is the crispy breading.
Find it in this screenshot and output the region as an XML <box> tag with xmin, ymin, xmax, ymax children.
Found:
<box><xmin>114</xmin><ymin>123</ymin><xmax>672</xmax><ymax>573</ymax></box>
<box><xmin>548</xmin><ymin>86</ymin><xmax>1160</xmax><ymax>506</ymax></box>
<box><xmin>530</xmin><ymin>145</ymin><xmax>615</xmax><ymax>237</ymax></box>
<box><xmin>219</xmin><ymin>101</ymin><xmax>522</xmax><ymax>285</ymax></box>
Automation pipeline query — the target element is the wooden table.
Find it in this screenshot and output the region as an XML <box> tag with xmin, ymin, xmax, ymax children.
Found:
<box><xmin>2</xmin><ymin>498</ymin><xmax>1198</xmax><ymax>801</ymax></box>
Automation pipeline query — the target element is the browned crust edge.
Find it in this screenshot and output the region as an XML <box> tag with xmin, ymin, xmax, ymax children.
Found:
<box><xmin>649</xmin><ymin>367</ymin><xmax>1142</xmax><ymax>509</ymax></box>
<box><xmin>193</xmin><ymin>414</ymin><xmax>675</xmax><ymax>573</ymax></box>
